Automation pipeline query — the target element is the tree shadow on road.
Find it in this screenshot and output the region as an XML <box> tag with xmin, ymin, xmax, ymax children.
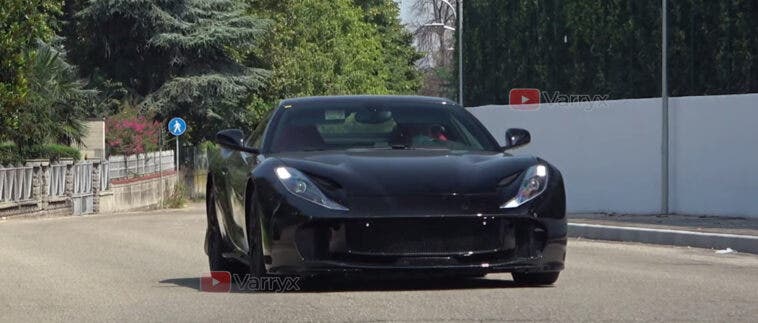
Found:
<box><xmin>159</xmin><ymin>275</ymin><xmax>552</xmax><ymax>294</ymax></box>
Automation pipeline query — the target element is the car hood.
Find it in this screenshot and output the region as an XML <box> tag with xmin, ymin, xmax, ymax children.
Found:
<box><xmin>271</xmin><ymin>149</ymin><xmax>537</xmax><ymax>196</ymax></box>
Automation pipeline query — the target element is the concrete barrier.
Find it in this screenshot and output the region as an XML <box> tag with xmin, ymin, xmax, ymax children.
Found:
<box><xmin>99</xmin><ymin>173</ymin><xmax>177</xmax><ymax>213</ymax></box>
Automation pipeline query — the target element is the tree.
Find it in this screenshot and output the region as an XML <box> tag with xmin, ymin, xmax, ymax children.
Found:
<box><xmin>668</xmin><ymin>0</ymin><xmax>758</xmax><ymax>96</ymax></box>
<box><xmin>11</xmin><ymin>40</ymin><xmax>95</xmax><ymax>149</ymax></box>
<box><xmin>411</xmin><ymin>0</ymin><xmax>457</xmax><ymax>68</ymax></box>
<box><xmin>70</xmin><ymin>0</ymin><xmax>270</xmax><ymax>142</ymax></box>
<box><xmin>354</xmin><ymin>0</ymin><xmax>423</xmax><ymax>94</ymax></box>
<box><xmin>410</xmin><ymin>0</ymin><xmax>458</xmax><ymax>98</ymax></box>
<box><xmin>250</xmin><ymin>0</ymin><xmax>422</xmax><ymax>100</ymax></box>
<box><xmin>457</xmin><ymin>0</ymin><xmax>570</xmax><ymax>105</ymax></box>
<box><xmin>0</xmin><ymin>0</ymin><xmax>61</xmax><ymax>141</ymax></box>
<box><xmin>461</xmin><ymin>0</ymin><xmax>758</xmax><ymax>106</ymax></box>
<box><xmin>458</xmin><ymin>0</ymin><xmax>660</xmax><ymax>105</ymax></box>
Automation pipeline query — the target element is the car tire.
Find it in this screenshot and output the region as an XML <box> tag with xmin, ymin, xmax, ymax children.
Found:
<box><xmin>207</xmin><ymin>225</ymin><xmax>246</xmax><ymax>273</ymax></box>
<box><xmin>512</xmin><ymin>272</ymin><xmax>560</xmax><ymax>285</ymax></box>
<box><xmin>246</xmin><ymin>191</ymin><xmax>267</xmax><ymax>279</ymax></box>
<box><xmin>207</xmin><ymin>187</ymin><xmax>246</xmax><ymax>273</ymax></box>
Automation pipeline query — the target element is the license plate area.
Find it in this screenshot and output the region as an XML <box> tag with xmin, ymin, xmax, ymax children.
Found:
<box><xmin>344</xmin><ymin>217</ymin><xmax>514</xmax><ymax>256</ymax></box>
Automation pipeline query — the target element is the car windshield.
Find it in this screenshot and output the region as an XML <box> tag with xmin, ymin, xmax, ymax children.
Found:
<box><xmin>268</xmin><ymin>103</ymin><xmax>499</xmax><ymax>153</ymax></box>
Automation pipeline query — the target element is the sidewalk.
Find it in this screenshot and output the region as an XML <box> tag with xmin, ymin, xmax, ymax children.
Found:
<box><xmin>568</xmin><ymin>213</ymin><xmax>758</xmax><ymax>255</ymax></box>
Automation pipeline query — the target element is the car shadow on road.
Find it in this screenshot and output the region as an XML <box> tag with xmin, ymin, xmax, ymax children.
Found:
<box><xmin>160</xmin><ymin>275</ymin><xmax>551</xmax><ymax>293</ymax></box>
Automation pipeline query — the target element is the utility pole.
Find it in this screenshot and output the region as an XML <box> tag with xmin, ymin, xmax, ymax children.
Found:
<box><xmin>661</xmin><ymin>0</ymin><xmax>669</xmax><ymax>214</ymax></box>
<box><xmin>457</xmin><ymin>0</ymin><xmax>463</xmax><ymax>106</ymax></box>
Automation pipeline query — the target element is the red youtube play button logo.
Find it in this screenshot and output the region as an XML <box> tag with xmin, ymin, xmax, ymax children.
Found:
<box><xmin>509</xmin><ymin>88</ymin><xmax>541</xmax><ymax>110</ymax></box>
<box><xmin>200</xmin><ymin>271</ymin><xmax>231</xmax><ymax>292</ymax></box>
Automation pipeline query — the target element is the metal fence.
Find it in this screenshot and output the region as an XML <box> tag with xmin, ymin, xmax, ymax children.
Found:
<box><xmin>180</xmin><ymin>146</ymin><xmax>210</xmax><ymax>199</ymax></box>
<box><xmin>180</xmin><ymin>146</ymin><xmax>209</xmax><ymax>172</ymax></box>
<box><xmin>47</xmin><ymin>164</ymin><xmax>67</xmax><ymax>197</ymax></box>
<box><xmin>0</xmin><ymin>158</ymin><xmax>180</xmax><ymax>217</ymax></box>
<box><xmin>72</xmin><ymin>163</ymin><xmax>92</xmax><ymax>196</ymax></box>
<box><xmin>108</xmin><ymin>150</ymin><xmax>174</xmax><ymax>180</ymax></box>
<box><xmin>1</xmin><ymin>151</ymin><xmax>176</xmax><ymax>216</ymax></box>
<box><xmin>0</xmin><ymin>165</ymin><xmax>34</xmax><ymax>203</ymax></box>
<box><xmin>71</xmin><ymin>162</ymin><xmax>94</xmax><ymax>215</ymax></box>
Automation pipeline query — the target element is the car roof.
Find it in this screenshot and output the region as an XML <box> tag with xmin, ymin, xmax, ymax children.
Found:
<box><xmin>279</xmin><ymin>95</ymin><xmax>458</xmax><ymax>108</ymax></box>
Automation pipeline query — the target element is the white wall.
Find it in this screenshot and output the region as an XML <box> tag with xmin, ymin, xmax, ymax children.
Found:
<box><xmin>78</xmin><ymin>120</ymin><xmax>105</xmax><ymax>159</ymax></box>
<box><xmin>669</xmin><ymin>94</ymin><xmax>758</xmax><ymax>217</ymax></box>
<box><xmin>469</xmin><ymin>93</ymin><xmax>758</xmax><ymax>217</ymax></box>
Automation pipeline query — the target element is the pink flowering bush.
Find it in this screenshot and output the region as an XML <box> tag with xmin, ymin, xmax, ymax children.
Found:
<box><xmin>106</xmin><ymin>108</ymin><xmax>160</xmax><ymax>156</ymax></box>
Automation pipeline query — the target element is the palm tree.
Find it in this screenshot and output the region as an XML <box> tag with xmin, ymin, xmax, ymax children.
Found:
<box><xmin>14</xmin><ymin>40</ymin><xmax>96</xmax><ymax>148</ymax></box>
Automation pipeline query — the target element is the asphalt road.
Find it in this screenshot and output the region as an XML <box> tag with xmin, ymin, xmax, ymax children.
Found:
<box><xmin>1</xmin><ymin>205</ymin><xmax>757</xmax><ymax>322</ymax></box>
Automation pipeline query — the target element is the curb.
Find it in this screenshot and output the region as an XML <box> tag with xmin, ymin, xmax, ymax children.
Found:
<box><xmin>568</xmin><ymin>223</ymin><xmax>758</xmax><ymax>255</ymax></box>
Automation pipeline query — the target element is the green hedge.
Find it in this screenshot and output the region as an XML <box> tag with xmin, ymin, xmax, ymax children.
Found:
<box><xmin>0</xmin><ymin>143</ymin><xmax>81</xmax><ymax>165</ymax></box>
<box><xmin>0</xmin><ymin>143</ymin><xmax>22</xmax><ymax>165</ymax></box>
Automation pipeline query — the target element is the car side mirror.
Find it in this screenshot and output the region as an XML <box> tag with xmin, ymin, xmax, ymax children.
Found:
<box><xmin>215</xmin><ymin>129</ymin><xmax>259</xmax><ymax>154</ymax></box>
<box><xmin>504</xmin><ymin>128</ymin><xmax>531</xmax><ymax>150</ymax></box>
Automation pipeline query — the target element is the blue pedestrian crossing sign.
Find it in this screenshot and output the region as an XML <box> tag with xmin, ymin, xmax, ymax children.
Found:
<box><xmin>168</xmin><ymin>117</ymin><xmax>187</xmax><ymax>136</ymax></box>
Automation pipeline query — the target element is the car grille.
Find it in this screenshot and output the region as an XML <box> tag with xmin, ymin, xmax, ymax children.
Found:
<box><xmin>344</xmin><ymin>218</ymin><xmax>507</xmax><ymax>256</ymax></box>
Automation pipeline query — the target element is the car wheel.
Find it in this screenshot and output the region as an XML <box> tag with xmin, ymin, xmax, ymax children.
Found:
<box><xmin>512</xmin><ymin>272</ymin><xmax>560</xmax><ymax>285</ymax></box>
<box><xmin>208</xmin><ymin>225</ymin><xmax>245</xmax><ymax>272</ymax></box>
<box><xmin>207</xmin><ymin>188</ymin><xmax>246</xmax><ymax>273</ymax></box>
<box><xmin>246</xmin><ymin>191</ymin><xmax>267</xmax><ymax>279</ymax></box>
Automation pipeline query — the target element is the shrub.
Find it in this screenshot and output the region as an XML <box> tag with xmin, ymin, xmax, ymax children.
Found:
<box><xmin>106</xmin><ymin>107</ymin><xmax>160</xmax><ymax>156</ymax></box>
<box><xmin>21</xmin><ymin>144</ymin><xmax>81</xmax><ymax>161</ymax></box>
<box><xmin>0</xmin><ymin>143</ymin><xmax>80</xmax><ymax>164</ymax></box>
<box><xmin>198</xmin><ymin>140</ymin><xmax>216</xmax><ymax>152</ymax></box>
<box><xmin>164</xmin><ymin>181</ymin><xmax>187</xmax><ymax>209</ymax></box>
<box><xmin>0</xmin><ymin>143</ymin><xmax>22</xmax><ymax>165</ymax></box>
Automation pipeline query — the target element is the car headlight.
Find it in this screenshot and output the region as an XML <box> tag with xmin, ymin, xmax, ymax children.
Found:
<box><xmin>500</xmin><ymin>165</ymin><xmax>548</xmax><ymax>209</ymax></box>
<box><xmin>275</xmin><ymin>167</ymin><xmax>348</xmax><ymax>211</ymax></box>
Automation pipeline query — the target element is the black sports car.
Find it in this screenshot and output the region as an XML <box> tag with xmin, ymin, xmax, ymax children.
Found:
<box><xmin>205</xmin><ymin>95</ymin><xmax>566</xmax><ymax>285</ymax></box>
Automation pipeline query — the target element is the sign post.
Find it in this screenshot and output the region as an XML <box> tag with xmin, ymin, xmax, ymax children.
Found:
<box><xmin>168</xmin><ymin>117</ymin><xmax>187</xmax><ymax>171</ymax></box>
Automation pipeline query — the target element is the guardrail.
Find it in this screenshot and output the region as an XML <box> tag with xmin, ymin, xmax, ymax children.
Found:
<box><xmin>108</xmin><ymin>150</ymin><xmax>174</xmax><ymax>180</ymax></box>
<box><xmin>0</xmin><ymin>160</ymin><xmax>105</xmax><ymax>217</ymax></box>
<box><xmin>0</xmin><ymin>152</ymin><xmax>184</xmax><ymax>217</ymax></box>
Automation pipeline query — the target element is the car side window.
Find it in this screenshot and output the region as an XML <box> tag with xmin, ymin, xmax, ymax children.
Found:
<box><xmin>246</xmin><ymin>108</ymin><xmax>275</xmax><ymax>149</ymax></box>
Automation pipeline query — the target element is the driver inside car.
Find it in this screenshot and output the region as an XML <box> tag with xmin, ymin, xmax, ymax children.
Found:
<box><xmin>409</xmin><ymin>124</ymin><xmax>450</xmax><ymax>147</ymax></box>
<box><xmin>430</xmin><ymin>125</ymin><xmax>448</xmax><ymax>141</ymax></box>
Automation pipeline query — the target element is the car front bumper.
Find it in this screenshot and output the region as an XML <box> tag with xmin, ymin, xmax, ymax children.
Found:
<box><xmin>262</xmin><ymin>207</ymin><xmax>566</xmax><ymax>276</ymax></box>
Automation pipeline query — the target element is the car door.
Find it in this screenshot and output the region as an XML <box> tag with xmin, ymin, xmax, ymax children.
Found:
<box><xmin>224</xmin><ymin>109</ymin><xmax>275</xmax><ymax>253</ymax></box>
<box><xmin>208</xmin><ymin>141</ymin><xmax>237</xmax><ymax>247</ymax></box>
